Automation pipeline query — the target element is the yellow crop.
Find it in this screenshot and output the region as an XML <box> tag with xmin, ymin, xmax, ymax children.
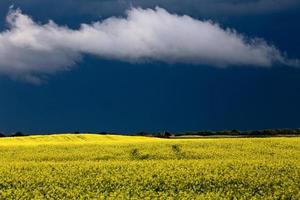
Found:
<box><xmin>0</xmin><ymin>134</ymin><xmax>299</xmax><ymax>199</ymax></box>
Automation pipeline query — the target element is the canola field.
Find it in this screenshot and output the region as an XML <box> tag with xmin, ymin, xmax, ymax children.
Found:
<box><xmin>0</xmin><ymin>134</ymin><xmax>299</xmax><ymax>199</ymax></box>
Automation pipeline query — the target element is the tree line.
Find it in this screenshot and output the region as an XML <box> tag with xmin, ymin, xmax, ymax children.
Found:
<box><xmin>135</xmin><ymin>129</ymin><xmax>300</xmax><ymax>138</ymax></box>
<box><xmin>1</xmin><ymin>129</ymin><xmax>300</xmax><ymax>138</ymax></box>
<box><xmin>0</xmin><ymin>131</ymin><xmax>26</xmax><ymax>137</ymax></box>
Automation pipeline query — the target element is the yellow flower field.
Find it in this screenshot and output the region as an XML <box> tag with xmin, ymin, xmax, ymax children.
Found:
<box><xmin>0</xmin><ymin>134</ymin><xmax>299</xmax><ymax>199</ymax></box>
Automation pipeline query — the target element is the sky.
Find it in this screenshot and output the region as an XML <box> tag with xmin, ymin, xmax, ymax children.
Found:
<box><xmin>0</xmin><ymin>0</ymin><xmax>300</xmax><ymax>134</ymax></box>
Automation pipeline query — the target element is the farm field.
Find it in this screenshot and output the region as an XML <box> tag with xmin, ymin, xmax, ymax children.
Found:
<box><xmin>0</xmin><ymin>134</ymin><xmax>299</xmax><ymax>199</ymax></box>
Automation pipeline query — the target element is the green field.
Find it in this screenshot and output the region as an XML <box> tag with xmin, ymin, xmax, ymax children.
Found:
<box><xmin>0</xmin><ymin>134</ymin><xmax>299</xmax><ymax>199</ymax></box>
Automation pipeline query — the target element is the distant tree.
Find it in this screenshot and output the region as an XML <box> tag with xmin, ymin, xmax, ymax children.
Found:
<box><xmin>185</xmin><ymin>131</ymin><xmax>197</xmax><ymax>135</ymax></box>
<box><xmin>136</xmin><ymin>132</ymin><xmax>150</xmax><ymax>136</ymax></box>
<box><xmin>249</xmin><ymin>130</ymin><xmax>260</xmax><ymax>135</ymax></box>
<box><xmin>97</xmin><ymin>132</ymin><xmax>108</xmax><ymax>135</ymax></box>
<box><xmin>218</xmin><ymin>130</ymin><xmax>232</xmax><ymax>135</ymax></box>
<box><xmin>74</xmin><ymin>131</ymin><xmax>80</xmax><ymax>134</ymax></box>
<box><xmin>202</xmin><ymin>131</ymin><xmax>215</xmax><ymax>136</ymax></box>
<box><xmin>160</xmin><ymin>131</ymin><xmax>173</xmax><ymax>138</ymax></box>
<box><xmin>280</xmin><ymin>129</ymin><xmax>292</xmax><ymax>135</ymax></box>
<box><xmin>231</xmin><ymin>130</ymin><xmax>240</xmax><ymax>135</ymax></box>
<box><xmin>295</xmin><ymin>129</ymin><xmax>300</xmax><ymax>135</ymax></box>
<box><xmin>0</xmin><ymin>132</ymin><xmax>5</xmax><ymax>137</ymax></box>
<box><xmin>12</xmin><ymin>132</ymin><xmax>25</xmax><ymax>137</ymax></box>
<box><xmin>262</xmin><ymin>129</ymin><xmax>276</xmax><ymax>135</ymax></box>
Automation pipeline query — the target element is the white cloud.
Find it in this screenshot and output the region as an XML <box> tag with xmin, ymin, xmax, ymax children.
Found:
<box><xmin>0</xmin><ymin>7</ymin><xmax>297</xmax><ymax>83</ymax></box>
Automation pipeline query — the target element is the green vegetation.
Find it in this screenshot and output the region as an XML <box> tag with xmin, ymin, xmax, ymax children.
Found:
<box><xmin>2</xmin><ymin>128</ymin><xmax>300</xmax><ymax>138</ymax></box>
<box><xmin>0</xmin><ymin>134</ymin><xmax>299</xmax><ymax>199</ymax></box>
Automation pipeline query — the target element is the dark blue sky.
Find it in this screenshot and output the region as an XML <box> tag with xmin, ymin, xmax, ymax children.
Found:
<box><xmin>0</xmin><ymin>0</ymin><xmax>300</xmax><ymax>134</ymax></box>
